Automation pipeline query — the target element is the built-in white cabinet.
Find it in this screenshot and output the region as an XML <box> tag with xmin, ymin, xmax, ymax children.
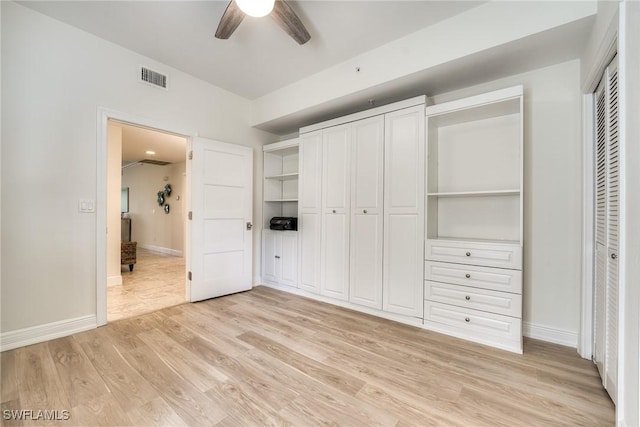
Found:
<box><xmin>262</xmin><ymin>139</ymin><xmax>299</xmax><ymax>288</ymax></box>
<box><xmin>423</xmin><ymin>86</ymin><xmax>524</xmax><ymax>353</ymax></box>
<box><xmin>383</xmin><ymin>105</ymin><xmax>425</xmax><ymax>317</ymax></box>
<box><xmin>321</xmin><ymin>124</ymin><xmax>351</xmax><ymax>300</ymax></box>
<box><xmin>297</xmin><ymin>96</ymin><xmax>426</xmax><ymax>320</ymax></box>
<box><xmin>349</xmin><ymin>116</ymin><xmax>384</xmax><ymax>309</ymax></box>
<box><xmin>262</xmin><ymin>230</ymin><xmax>298</xmax><ymax>287</ymax></box>
<box><xmin>298</xmin><ymin>131</ymin><xmax>322</xmax><ymax>293</ymax></box>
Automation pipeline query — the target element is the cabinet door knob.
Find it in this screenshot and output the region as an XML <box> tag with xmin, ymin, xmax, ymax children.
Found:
<box><xmin>611</xmin><ymin>253</ymin><xmax>617</xmax><ymax>260</ymax></box>
<box><xmin>332</xmin><ymin>209</ymin><xmax>336</xmax><ymax>214</ymax></box>
<box><xmin>363</xmin><ymin>209</ymin><xmax>368</xmax><ymax>214</ymax></box>
<box><xmin>466</xmin><ymin>252</ymin><xmax>471</xmax><ymax>257</ymax></box>
<box><xmin>465</xmin><ymin>273</ymin><xmax>471</xmax><ymax>279</ymax></box>
<box><xmin>465</xmin><ymin>295</ymin><xmax>471</xmax><ymax>301</ymax></box>
<box><xmin>464</xmin><ymin>317</ymin><xmax>470</xmax><ymax>323</ymax></box>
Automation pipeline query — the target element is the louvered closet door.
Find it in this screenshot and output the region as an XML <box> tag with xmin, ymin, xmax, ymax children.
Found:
<box><xmin>593</xmin><ymin>55</ymin><xmax>619</xmax><ymax>403</ymax></box>
<box><xmin>594</xmin><ymin>80</ymin><xmax>607</xmax><ymax>377</ymax></box>
<box><xmin>604</xmin><ymin>58</ymin><xmax>619</xmax><ymax>403</ymax></box>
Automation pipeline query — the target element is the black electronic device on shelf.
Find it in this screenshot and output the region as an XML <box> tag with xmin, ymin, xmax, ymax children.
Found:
<box><xmin>270</xmin><ymin>217</ymin><xmax>297</xmax><ymax>231</ymax></box>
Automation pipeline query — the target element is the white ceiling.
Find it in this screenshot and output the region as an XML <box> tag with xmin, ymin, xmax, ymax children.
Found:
<box><xmin>117</xmin><ymin>122</ymin><xmax>188</xmax><ymax>165</ymax></box>
<box><xmin>19</xmin><ymin>0</ymin><xmax>485</xmax><ymax>100</ymax></box>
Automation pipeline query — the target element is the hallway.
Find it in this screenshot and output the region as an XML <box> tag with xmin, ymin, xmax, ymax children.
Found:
<box><xmin>107</xmin><ymin>248</ymin><xmax>185</xmax><ymax>322</ymax></box>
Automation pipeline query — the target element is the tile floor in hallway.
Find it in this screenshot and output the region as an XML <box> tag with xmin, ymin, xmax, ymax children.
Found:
<box><xmin>107</xmin><ymin>247</ymin><xmax>185</xmax><ymax>322</ymax></box>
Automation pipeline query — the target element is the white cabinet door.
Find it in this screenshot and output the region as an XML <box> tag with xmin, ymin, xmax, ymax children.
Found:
<box><xmin>262</xmin><ymin>230</ymin><xmax>278</xmax><ymax>283</ymax></box>
<box><xmin>350</xmin><ymin>116</ymin><xmax>384</xmax><ymax>309</ymax></box>
<box><xmin>298</xmin><ymin>131</ymin><xmax>322</xmax><ymax>293</ymax></box>
<box><xmin>383</xmin><ymin>105</ymin><xmax>425</xmax><ymax>317</ymax></box>
<box><xmin>280</xmin><ymin>232</ymin><xmax>298</xmax><ymax>287</ymax></box>
<box><xmin>321</xmin><ymin>124</ymin><xmax>351</xmax><ymax>301</ymax></box>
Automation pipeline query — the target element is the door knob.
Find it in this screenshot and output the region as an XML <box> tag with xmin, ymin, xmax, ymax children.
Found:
<box><xmin>246</xmin><ymin>222</ymin><xmax>253</xmax><ymax>230</ymax></box>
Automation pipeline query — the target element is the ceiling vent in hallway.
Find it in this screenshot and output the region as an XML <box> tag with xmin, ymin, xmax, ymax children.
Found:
<box><xmin>139</xmin><ymin>159</ymin><xmax>172</xmax><ymax>166</ymax></box>
<box><xmin>140</xmin><ymin>66</ymin><xmax>168</xmax><ymax>89</ymax></box>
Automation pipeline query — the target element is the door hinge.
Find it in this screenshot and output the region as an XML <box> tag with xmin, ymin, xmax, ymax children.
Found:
<box><xmin>188</xmin><ymin>211</ymin><xmax>192</xmax><ymax>220</ymax></box>
<box><xmin>188</xmin><ymin>271</ymin><xmax>192</xmax><ymax>281</ymax></box>
<box><xmin>188</xmin><ymin>150</ymin><xmax>193</xmax><ymax>160</ymax></box>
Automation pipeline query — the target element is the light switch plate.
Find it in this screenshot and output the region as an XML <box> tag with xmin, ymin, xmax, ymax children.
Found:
<box><xmin>78</xmin><ymin>199</ymin><xmax>95</xmax><ymax>213</ymax></box>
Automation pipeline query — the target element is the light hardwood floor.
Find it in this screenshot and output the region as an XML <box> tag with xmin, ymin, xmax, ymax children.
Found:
<box><xmin>2</xmin><ymin>286</ymin><xmax>614</xmax><ymax>426</ymax></box>
<box><xmin>108</xmin><ymin>248</ymin><xmax>185</xmax><ymax>322</ymax></box>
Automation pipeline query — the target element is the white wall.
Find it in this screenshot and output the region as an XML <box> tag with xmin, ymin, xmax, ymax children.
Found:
<box><xmin>431</xmin><ymin>60</ymin><xmax>583</xmax><ymax>341</ymax></box>
<box><xmin>620</xmin><ymin>2</ymin><xmax>640</xmax><ymax>425</ymax></box>
<box><xmin>1</xmin><ymin>1</ymin><xmax>275</xmax><ymax>333</ymax></box>
<box><xmin>107</xmin><ymin>123</ymin><xmax>123</xmax><ymax>284</ymax></box>
<box><xmin>122</xmin><ymin>161</ymin><xmax>187</xmax><ymax>255</ymax></box>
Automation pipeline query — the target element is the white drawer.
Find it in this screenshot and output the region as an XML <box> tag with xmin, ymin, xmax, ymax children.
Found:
<box><xmin>424</xmin><ymin>281</ymin><xmax>521</xmax><ymax>317</ymax></box>
<box><xmin>424</xmin><ymin>261</ymin><xmax>522</xmax><ymax>294</ymax></box>
<box><xmin>424</xmin><ymin>300</ymin><xmax>522</xmax><ymax>343</ymax></box>
<box><xmin>425</xmin><ymin>239</ymin><xmax>522</xmax><ymax>270</ymax></box>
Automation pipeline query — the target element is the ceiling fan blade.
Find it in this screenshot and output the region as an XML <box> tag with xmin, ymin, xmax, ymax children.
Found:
<box><xmin>270</xmin><ymin>0</ymin><xmax>311</xmax><ymax>45</ymax></box>
<box><xmin>215</xmin><ymin>1</ymin><xmax>245</xmax><ymax>39</ymax></box>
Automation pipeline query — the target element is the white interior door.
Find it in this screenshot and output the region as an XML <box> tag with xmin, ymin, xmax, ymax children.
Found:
<box><xmin>189</xmin><ymin>137</ymin><xmax>253</xmax><ymax>302</ymax></box>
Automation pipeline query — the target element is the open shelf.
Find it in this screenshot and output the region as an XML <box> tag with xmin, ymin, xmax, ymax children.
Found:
<box><xmin>265</xmin><ymin>173</ymin><xmax>299</xmax><ymax>181</ymax></box>
<box><xmin>428</xmin><ymin>189</ymin><xmax>520</xmax><ymax>198</ymax></box>
<box><xmin>428</xmin><ymin>236</ymin><xmax>521</xmax><ymax>246</ymax></box>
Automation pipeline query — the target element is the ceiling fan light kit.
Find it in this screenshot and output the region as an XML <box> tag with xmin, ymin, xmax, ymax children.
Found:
<box><xmin>235</xmin><ymin>0</ymin><xmax>275</xmax><ymax>18</ymax></box>
<box><xmin>215</xmin><ymin>0</ymin><xmax>311</xmax><ymax>45</ymax></box>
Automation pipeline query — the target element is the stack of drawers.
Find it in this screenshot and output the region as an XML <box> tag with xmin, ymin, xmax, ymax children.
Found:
<box><xmin>423</xmin><ymin>240</ymin><xmax>523</xmax><ymax>353</ymax></box>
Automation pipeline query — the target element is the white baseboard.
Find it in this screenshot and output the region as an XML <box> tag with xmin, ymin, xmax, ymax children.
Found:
<box><xmin>1</xmin><ymin>315</ymin><xmax>97</xmax><ymax>352</ymax></box>
<box><xmin>107</xmin><ymin>275</ymin><xmax>122</xmax><ymax>287</ymax></box>
<box><xmin>523</xmin><ymin>322</ymin><xmax>578</xmax><ymax>348</ymax></box>
<box><xmin>138</xmin><ymin>244</ymin><xmax>182</xmax><ymax>257</ymax></box>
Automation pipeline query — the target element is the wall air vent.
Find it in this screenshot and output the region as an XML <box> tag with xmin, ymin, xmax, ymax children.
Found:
<box><xmin>140</xmin><ymin>66</ymin><xmax>168</xmax><ymax>89</ymax></box>
<box><xmin>139</xmin><ymin>159</ymin><xmax>172</xmax><ymax>166</ymax></box>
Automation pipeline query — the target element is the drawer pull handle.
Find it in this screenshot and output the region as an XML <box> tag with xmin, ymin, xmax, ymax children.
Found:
<box><xmin>465</xmin><ymin>273</ymin><xmax>471</xmax><ymax>279</ymax></box>
<box><xmin>275</xmin><ymin>255</ymin><xmax>280</xmax><ymax>259</ymax></box>
<box><xmin>465</xmin><ymin>296</ymin><xmax>471</xmax><ymax>301</ymax></box>
<box><xmin>466</xmin><ymin>252</ymin><xmax>471</xmax><ymax>257</ymax></box>
<box><xmin>464</xmin><ymin>317</ymin><xmax>470</xmax><ymax>323</ymax></box>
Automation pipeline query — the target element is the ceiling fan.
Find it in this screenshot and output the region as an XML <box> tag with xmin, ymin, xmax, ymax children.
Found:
<box><xmin>215</xmin><ymin>0</ymin><xmax>311</xmax><ymax>45</ymax></box>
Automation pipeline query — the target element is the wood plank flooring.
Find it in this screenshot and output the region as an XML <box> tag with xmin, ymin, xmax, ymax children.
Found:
<box><xmin>1</xmin><ymin>286</ymin><xmax>615</xmax><ymax>426</ymax></box>
<box><xmin>107</xmin><ymin>248</ymin><xmax>185</xmax><ymax>322</ymax></box>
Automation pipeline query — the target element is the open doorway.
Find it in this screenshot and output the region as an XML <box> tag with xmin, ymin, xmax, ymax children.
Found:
<box><xmin>106</xmin><ymin>120</ymin><xmax>189</xmax><ymax>321</ymax></box>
